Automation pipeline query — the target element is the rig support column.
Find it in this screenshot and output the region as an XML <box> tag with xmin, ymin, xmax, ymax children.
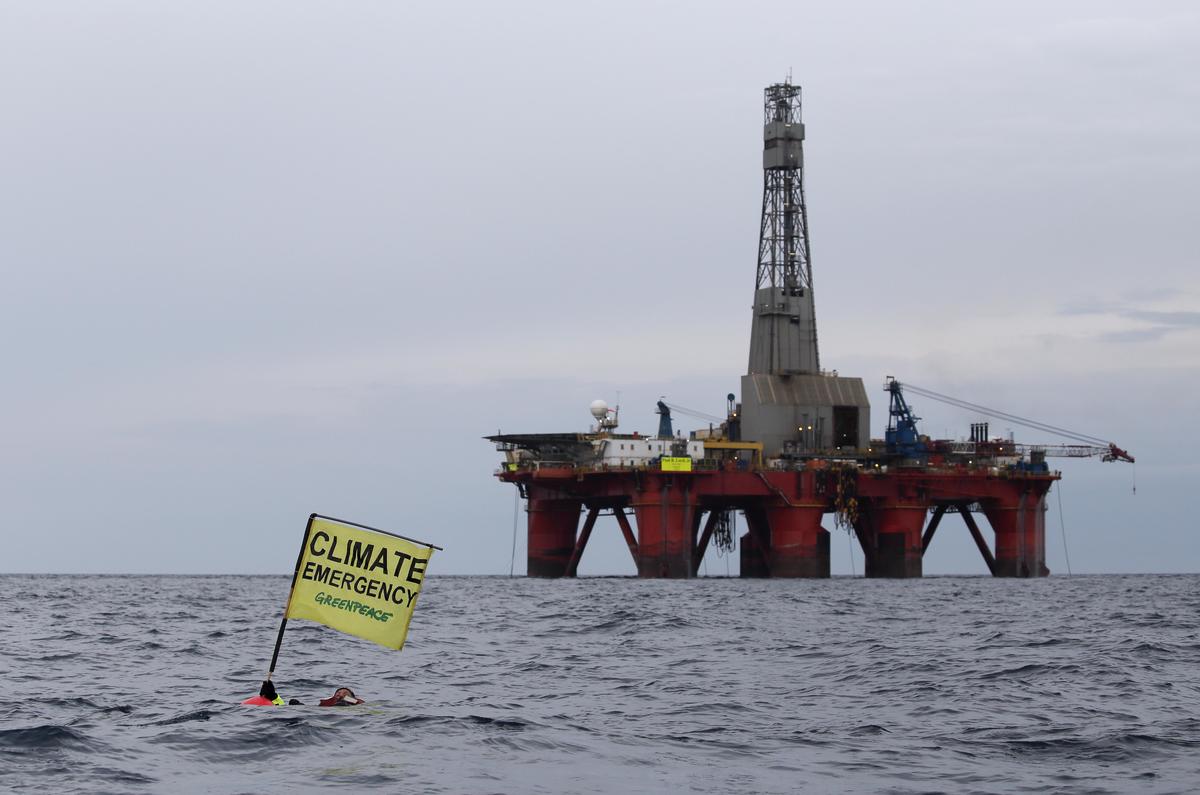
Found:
<box><xmin>526</xmin><ymin>496</ymin><xmax>581</xmax><ymax>577</ymax></box>
<box><xmin>765</xmin><ymin>505</ymin><xmax>830</xmax><ymax>577</ymax></box>
<box><xmin>740</xmin><ymin>507</ymin><xmax>771</xmax><ymax>577</ymax></box>
<box><xmin>631</xmin><ymin>475</ymin><xmax>697</xmax><ymax>578</ymax></box>
<box><xmin>865</xmin><ymin>502</ymin><xmax>925</xmax><ymax>578</ymax></box>
<box><xmin>984</xmin><ymin>489</ymin><xmax>1050</xmax><ymax>577</ymax></box>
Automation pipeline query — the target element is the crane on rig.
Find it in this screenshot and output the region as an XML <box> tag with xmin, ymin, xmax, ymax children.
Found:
<box><xmin>884</xmin><ymin>377</ymin><xmax>1134</xmax><ymax>466</ymax></box>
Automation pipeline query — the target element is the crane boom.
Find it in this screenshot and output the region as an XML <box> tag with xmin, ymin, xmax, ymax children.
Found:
<box><xmin>1026</xmin><ymin>443</ymin><xmax>1134</xmax><ymax>463</ymax></box>
<box><xmin>885</xmin><ymin>380</ymin><xmax>1135</xmax><ymax>465</ymax></box>
<box><xmin>943</xmin><ymin>441</ymin><xmax>1135</xmax><ymax>463</ymax></box>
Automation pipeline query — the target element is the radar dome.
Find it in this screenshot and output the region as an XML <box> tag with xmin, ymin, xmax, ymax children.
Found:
<box><xmin>589</xmin><ymin>399</ymin><xmax>609</xmax><ymax>419</ymax></box>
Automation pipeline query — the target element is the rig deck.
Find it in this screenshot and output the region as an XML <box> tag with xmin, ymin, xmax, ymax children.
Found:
<box><xmin>493</xmin><ymin>450</ymin><xmax>1057</xmax><ymax>579</ymax></box>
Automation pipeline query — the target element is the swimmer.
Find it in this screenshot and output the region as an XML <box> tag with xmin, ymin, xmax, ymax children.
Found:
<box><xmin>318</xmin><ymin>687</ymin><xmax>365</xmax><ymax>707</ymax></box>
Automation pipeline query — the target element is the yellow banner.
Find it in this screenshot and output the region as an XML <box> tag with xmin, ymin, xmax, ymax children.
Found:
<box><xmin>285</xmin><ymin>517</ymin><xmax>434</xmax><ymax>650</ymax></box>
<box><xmin>661</xmin><ymin>456</ymin><xmax>692</xmax><ymax>472</ymax></box>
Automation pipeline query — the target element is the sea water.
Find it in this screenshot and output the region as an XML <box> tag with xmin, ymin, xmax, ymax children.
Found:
<box><xmin>2</xmin><ymin>574</ymin><xmax>1198</xmax><ymax>794</ymax></box>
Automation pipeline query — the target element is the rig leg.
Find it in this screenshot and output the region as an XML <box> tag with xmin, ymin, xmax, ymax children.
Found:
<box><xmin>1026</xmin><ymin>493</ymin><xmax>1049</xmax><ymax>577</ymax></box>
<box><xmin>984</xmin><ymin>490</ymin><xmax>1050</xmax><ymax>577</ymax></box>
<box><xmin>613</xmin><ymin>509</ymin><xmax>641</xmax><ymax>571</ymax></box>
<box><xmin>564</xmin><ymin>506</ymin><xmax>600</xmax><ymax>577</ymax></box>
<box><xmin>921</xmin><ymin>505</ymin><xmax>947</xmax><ymax>554</ymax></box>
<box><xmin>631</xmin><ymin>476</ymin><xmax>696</xmax><ymax>578</ymax></box>
<box><xmin>614</xmin><ymin>509</ymin><xmax>640</xmax><ymax>571</ymax></box>
<box><xmin>765</xmin><ymin>505</ymin><xmax>830</xmax><ymax>578</ymax></box>
<box><xmin>959</xmin><ymin>506</ymin><xmax>998</xmax><ymax>575</ymax></box>
<box><xmin>693</xmin><ymin>511</ymin><xmax>719</xmax><ymax>576</ymax></box>
<box><xmin>739</xmin><ymin>507</ymin><xmax>770</xmax><ymax>578</ymax></box>
<box><xmin>865</xmin><ymin>502</ymin><xmax>924</xmax><ymax>578</ymax></box>
<box><xmin>526</xmin><ymin>497</ymin><xmax>581</xmax><ymax>577</ymax></box>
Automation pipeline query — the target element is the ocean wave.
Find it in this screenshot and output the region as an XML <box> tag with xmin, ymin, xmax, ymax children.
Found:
<box><xmin>0</xmin><ymin>724</ymin><xmax>100</xmax><ymax>752</ymax></box>
<box><xmin>2</xmin><ymin>573</ymin><xmax>1198</xmax><ymax>793</ymax></box>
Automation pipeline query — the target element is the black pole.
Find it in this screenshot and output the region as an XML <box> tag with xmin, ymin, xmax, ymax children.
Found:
<box><xmin>261</xmin><ymin>514</ymin><xmax>317</xmax><ymax>692</ymax></box>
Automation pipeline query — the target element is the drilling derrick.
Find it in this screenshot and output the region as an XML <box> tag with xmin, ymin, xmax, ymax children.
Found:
<box><xmin>741</xmin><ymin>80</ymin><xmax>870</xmax><ymax>459</ymax></box>
<box><xmin>749</xmin><ymin>81</ymin><xmax>818</xmax><ymax>375</ymax></box>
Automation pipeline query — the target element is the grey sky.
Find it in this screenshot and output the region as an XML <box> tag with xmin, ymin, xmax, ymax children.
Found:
<box><xmin>2</xmin><ymin>1</ymin><xmax>1196</xmax><ymax>574</ymax></box>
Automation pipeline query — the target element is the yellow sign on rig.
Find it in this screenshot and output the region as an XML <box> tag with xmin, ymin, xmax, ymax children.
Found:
<box><xmin>661</xmin><ymin>456</ymin><xmax>693</xmax><ymax>472</ymax></box>
<box><xmin>285</xmin><ymin>516</ymin><xmax>435</xmax><ymax>650</ymax></box>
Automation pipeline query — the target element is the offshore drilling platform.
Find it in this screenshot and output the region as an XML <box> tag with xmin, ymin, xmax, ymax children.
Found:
<box><xmin>487</xmin><ymin>80</ymin><xmax>1132</xmax><ymax>579</ymax></box>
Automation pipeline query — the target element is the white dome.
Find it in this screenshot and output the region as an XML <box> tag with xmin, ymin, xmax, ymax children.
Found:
<box><xmin>589</xmin><ymin>399</ymin><xmax>609</xmax><ymax>419</ymax></box>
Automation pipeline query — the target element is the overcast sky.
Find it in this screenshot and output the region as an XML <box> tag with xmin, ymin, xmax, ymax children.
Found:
<box><xmin>2</xmin><ymin>1</ymin><xmax>1196</xmax><ymax>575</ymax></box>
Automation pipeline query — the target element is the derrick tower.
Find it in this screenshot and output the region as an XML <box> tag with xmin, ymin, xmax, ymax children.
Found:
<box><xmin>748</xmin><ymin>80</ymin><xmax>819</xmax><ymax>375</ymax></box>
<box><xmin>741</xmin><ymin>80</ymin><xmax>869</xmax><ymax>458</ymax></box>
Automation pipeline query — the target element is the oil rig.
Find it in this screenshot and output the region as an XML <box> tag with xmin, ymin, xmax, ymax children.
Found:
<box><xmin>487</xmin><ymin>80</ymin><xmax>1132</xmax><ymax>579</ymax></box>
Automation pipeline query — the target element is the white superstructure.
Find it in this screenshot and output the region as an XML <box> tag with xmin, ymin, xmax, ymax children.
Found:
<box><xmin>593</xmin><ymin>437</ymin><xmax>704</xmax><ymax>468</ymax></box>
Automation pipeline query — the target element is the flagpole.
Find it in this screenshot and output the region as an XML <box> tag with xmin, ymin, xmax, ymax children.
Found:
<box><xmin>263</xmin><ymin>513</ymin><xmax>317</xmax><ymax>687</ymax></box>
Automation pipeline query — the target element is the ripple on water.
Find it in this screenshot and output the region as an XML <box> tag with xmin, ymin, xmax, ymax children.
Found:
<box><xmin>0</xmin><ymin>725</ymin><xmax>104</xmax><ymax>754</ymax></box>
<box><xmin>1</xmin><ymin>573</ymin><xmax>1198</xmax><ymax>794</ymax></box>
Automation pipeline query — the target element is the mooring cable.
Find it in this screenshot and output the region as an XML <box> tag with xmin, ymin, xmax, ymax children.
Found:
<box><xmin>1056</xmin><ymin>483</ymin><xmax>1073</xmax><ymax>577</ymax></box>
